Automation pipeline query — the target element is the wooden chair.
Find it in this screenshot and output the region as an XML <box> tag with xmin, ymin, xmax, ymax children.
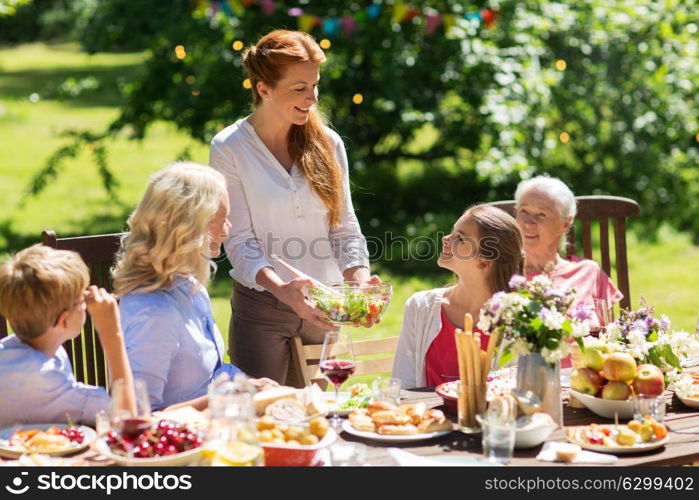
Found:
<box><xmin>41</xmin><ymin>230</ymin><xmax>124</xmax><ymax>388</ymax></box>
<box><xmin>290</xmin><ymin>336</ymin><xmax>399</xmax><ymax>390</ymax></box>
<box><xmin>487</xmin><ymin>195</ymin><xmax>640</xmax><ymax>310</ymax></box>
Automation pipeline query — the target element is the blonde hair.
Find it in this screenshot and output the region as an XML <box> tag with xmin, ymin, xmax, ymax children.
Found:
<box><xmin>0</xmin><ymin>244</ymin><xmax>89</xmax><ymax>339</ymax></box>
<box><xmin>112</xmin><ymin>162</ymin><xmax>227</xmax><ymax>296</ymax></box>
<box><xmin>242</xmin><ymin>30</ymin><xmax>344</xmax><ymax>228</ymax></box>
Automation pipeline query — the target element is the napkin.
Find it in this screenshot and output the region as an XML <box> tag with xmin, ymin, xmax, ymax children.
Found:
<box><xmin>536</xmin><ymin>441</ymin><xmax>618</xmax><ymax>464</ymax></box>
<box><xmin>387</xmin><ymin>448</ymin><xmax>494</xmax><ymax>467</ymax></box>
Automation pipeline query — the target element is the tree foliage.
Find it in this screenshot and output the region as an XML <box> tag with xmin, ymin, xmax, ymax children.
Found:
<box><xmin>26</xmin><ymin>0</ymin><xmax>699</xmax><ymax>271</ymax></box>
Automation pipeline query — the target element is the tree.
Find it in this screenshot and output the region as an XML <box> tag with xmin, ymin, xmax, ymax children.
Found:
<box><xmin>29</xmin><ymin>0</ymin><xmax>699</xmax><ymax>272</ymax></box>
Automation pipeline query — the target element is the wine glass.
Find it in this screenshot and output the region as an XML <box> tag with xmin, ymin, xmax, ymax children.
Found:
<box><xmin>591</xmin><ymin>298</ymin><xmax>612</xmax><ymax>337</ymax></box>
<box><xmin>108</xmin><ymin>378</ymin><xmax>152</xmax><ymax>457</ymax></box>
<box><xmin>319</xmin><ymin>330</ymin><xmax>355</xmax><ymax>430</ymax></box>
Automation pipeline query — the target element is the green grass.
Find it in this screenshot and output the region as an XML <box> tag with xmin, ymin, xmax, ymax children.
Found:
<box><xmin>1</xmin><ymin>43</ymin><xmax>697</xmax><ymax>382</ymax></box>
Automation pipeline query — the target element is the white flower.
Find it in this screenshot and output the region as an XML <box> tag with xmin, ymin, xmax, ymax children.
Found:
<box><xmin>627</xmin><ymin>328</ymin><xmax>651</xmax><ymax>357</ymax></box>
<box><xmin>572</xmin><ymin>321</ymin><xmax>590</xmax><ymax>338</ymax></box>
<box><xmin>530</xmin><ymin>275</ymin><xmax>552</xmax><ymax>288</ymax></box>
<box><xmin>510</xmin><ymin>338</ymin><xmax>531</xmax><ymax>357</ymax></box>
<box><xmin>672</xmin><ymin>372</ymin><xmax>695</xmax><ymax>398</ymax></box>
<box><xmin>583</xmin><ymin>336</ymin><xmax>606</xmax><ymax>349</ymax></box>
<box><xmin>477</xmin><ymin>314</ymin><xmax>491</xmax><ymax>332</ymax></box>
<box><xmin>539</xmin><ymin>307</ymin><xmax>565</xmax><ymax>330</ymax></box>
<box><xmin>604</xmin><ymin>323</ymin><xmax>623</xmax><ymax>342</ymax></box>
<box><xmin>541</xmin><ymin>342</ymin><xmax>570</xmax><ymax>364</ymax></box>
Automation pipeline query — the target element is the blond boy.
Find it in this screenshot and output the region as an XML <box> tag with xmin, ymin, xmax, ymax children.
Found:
<box><xmin>0</xmin><ymin>244</ymin><xmax>134</xmax><ymax>426</ymax></box>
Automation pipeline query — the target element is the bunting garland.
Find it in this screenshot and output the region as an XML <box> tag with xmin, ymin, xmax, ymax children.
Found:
<box><xmin>195</xmin><ymin>1</ymin><xmax>499</xmax><ymax>38</ymax></box>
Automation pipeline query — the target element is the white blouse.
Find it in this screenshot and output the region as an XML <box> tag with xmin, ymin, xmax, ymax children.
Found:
<box><xmin>210</xmin><ymin>118</ymin><xmax>370</xmax><ymax>291</ymax></box>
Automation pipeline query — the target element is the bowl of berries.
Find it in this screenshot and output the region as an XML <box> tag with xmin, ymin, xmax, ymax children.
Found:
<box><xmin>95</xmin><ymin>419</ymin><xmax>205</xmax><ymax>466</ymax></box>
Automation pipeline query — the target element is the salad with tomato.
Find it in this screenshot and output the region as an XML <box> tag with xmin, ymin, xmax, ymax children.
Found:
<box><xmin>307</xmin><ymin>282</ymin><xmax>392</xmax><ymax>327</ymax></box>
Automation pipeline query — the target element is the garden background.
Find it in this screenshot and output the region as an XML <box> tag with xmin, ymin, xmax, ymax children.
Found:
<box><xmin>0</xmin><ymin>0</ymin><xmax>697</xmax><ymax>373</ymax></box>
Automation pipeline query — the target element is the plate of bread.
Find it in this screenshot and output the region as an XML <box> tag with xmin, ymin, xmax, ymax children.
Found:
<box><xmin>343</xmin><ymin>401</ymin><xmax>454</xmax><ymax>442</ymax></box>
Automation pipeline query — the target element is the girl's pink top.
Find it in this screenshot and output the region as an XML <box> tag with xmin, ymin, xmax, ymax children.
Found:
<box><xmin>424</xmin><ymin>306</ymin><xmax>488</xmax><ymax>387</ymax></box>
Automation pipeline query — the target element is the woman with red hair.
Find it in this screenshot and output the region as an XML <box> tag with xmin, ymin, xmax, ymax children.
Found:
<box><xmin>210</xmin><ymin>30</ymin><xmax>377</xmax><ymax>386</ymax></box>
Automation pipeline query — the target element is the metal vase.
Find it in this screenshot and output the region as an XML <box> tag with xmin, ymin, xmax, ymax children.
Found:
<box><xmin>516</xmin><ymin>353</ymin><xmax>563</xmax><ymax>427</ymax></box>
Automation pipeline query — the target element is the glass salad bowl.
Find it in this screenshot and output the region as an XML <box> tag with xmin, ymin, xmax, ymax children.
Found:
<box><xmin>305</xmin><ymin>282</ymin><xmax>392</xmax><ymax>327</ymax></box>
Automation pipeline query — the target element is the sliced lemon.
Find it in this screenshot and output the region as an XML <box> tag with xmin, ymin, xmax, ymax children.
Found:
<box><xmin>211</xmin><ymin>442</ymin><xmax>262</xmax><ymax>466</ymax></box>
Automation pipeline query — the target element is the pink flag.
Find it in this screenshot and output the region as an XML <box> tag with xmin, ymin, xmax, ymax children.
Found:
<box><xmin>261</xmin><ymin>0</ymin><xmax>275</xmax><ymax>15</ymax></box>
<box><xmin>340</xmin><ymin>16</ymin><xmax>356</xmax><ymax>37</ymax></box>
<box><xmin>425</xmin><ymin>14</ymin><xmax>441</xmax><ymax>36</ymax></box>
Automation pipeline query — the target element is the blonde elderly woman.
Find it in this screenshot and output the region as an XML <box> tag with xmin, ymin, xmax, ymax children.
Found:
<box><xmin>112</xmin><ymin>163</ymin><xmax>275</xmax><ymax>410</ymax></box>
<box><xmin>514</xmin><ymin>176</ymin><xmax>623</xmax><ymax>320</ymax></box>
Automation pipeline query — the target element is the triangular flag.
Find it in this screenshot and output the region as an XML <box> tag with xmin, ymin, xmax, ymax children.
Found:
<box><xmin>425</xmin><ymin>14</ymin><xmax>441</xmax><ymax>36</ymax></box>
<box><xmin>442</xmin><ymin>13</ymin><xmax>457</xmax><ymax>33</ymax></box>
<box><xmin>392</xmin><ymin>1</ymin><xmax>408</xmax><ymax>23</ymax></box>
<box><xmin>481</xmin><ymin>8</ymin><xmax>497</xmax><ymax>27</ymax></box>
<box><xmin>367</xmin><ymin>3</ymin><xmax>382</xmax><ymax>20</ymax></box>
<box><xmin>220</xmin><ymin>1</ymin><xmax>234</xmax><ymax>18</ymax></box>
<box><xmin>299</xmin><ymin>14</ymin><xmax>317</xmax><ymax>33</ymax></box>
<box><xmin>323</xmin><ymin>17</ymin><xmax>340</xmax><ymax>37</ymax></box>
<box><xmin>340</xmin><ymin>16</ymin><xmax>356</xmax><ymax>37</ymax></box>
<box><xmin>288</xmin><ymin>7</ymin><xmax>303</xmax><ymax>17</ymax></box>
<box><xmin>404</xmin><ymin>8</ymin><xmax>420</xmax><ymax>22</ymax></box>
<box><xmin>229</xmin><ymin>0</ymin><xmax>244</xmax><ymax>16</ymax></box>
<box><xmin>260</xmin><ymin>0</ymin><xmax>275</xmax><ymax>15</ymax></box>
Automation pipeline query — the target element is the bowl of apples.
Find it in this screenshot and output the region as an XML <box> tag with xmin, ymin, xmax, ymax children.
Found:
<box><xmin>570</xmin><ymin>349</ymin><xmax>666</xmax><ymax>419</ymax></box>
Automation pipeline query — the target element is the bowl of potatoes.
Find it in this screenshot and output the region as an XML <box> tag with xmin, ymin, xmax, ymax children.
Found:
<box><xmin>255</xmin><ymin>415</ymin><xmax>336</xmax><ymax>467</ymax></box>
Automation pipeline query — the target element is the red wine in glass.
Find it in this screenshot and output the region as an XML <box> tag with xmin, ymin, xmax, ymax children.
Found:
<box><xmin>320</xmin><ymin>359</ymin><xmax>356</xmax><ymax>386</ymax></box>
<box><xmin>118</xmin><ymin>418</ymin><xmax>152</xmax><ymax>442</ymax></box>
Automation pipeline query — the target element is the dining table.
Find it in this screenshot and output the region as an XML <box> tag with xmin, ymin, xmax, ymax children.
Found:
<box><xmin>338</xmin><ymin>387</ymin><xmax>699</xmax><ymax>467</ymax></box>
<box><xmin>2</xmin><ymin>387</ymin><xmax>698</xmax><ymax>467</ymax></box>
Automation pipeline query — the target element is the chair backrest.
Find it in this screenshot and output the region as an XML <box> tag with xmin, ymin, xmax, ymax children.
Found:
<box><xmin>290</xmin><ymin>336</ymin><xmax>399</xmax><ymax>390</ymax></box>
<box><xmin>41</xmin><ymin>230</ymin><xmax>124</xmax><ymax>388</ymax></box>
<box><xmin>487</xmin><ymin>195</ymin><xmax>640</xmax><ymax>310</ymax></box>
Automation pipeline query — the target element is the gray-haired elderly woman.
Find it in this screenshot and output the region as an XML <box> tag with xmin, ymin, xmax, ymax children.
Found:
<box><xmin>514</xmin><ymin>176</ymin><xmax>623</xmax><ymax>321</ymax></box>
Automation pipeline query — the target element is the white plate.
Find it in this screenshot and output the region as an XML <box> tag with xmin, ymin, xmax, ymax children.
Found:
<box><xmin>566</xmin><ymin>426</ymin><xmax>669</xmax><ymax>454</ymax></box>
<box><xmin>569</xmin><ymin>389</ymin><xmax>635</xmax><ymax>419</ymax></box>
<box><xmin>676</xmin><ymin>393</ymin><xmax>699</xmax><ymax>409</ymax></box>
<box><xmin>323</xmin><ymin>392</ymin><xmax>370</xmax><ymax>417</ymax></box>
<box><xmin>94</xmin><ymin>438</ymin><xmax>203</xmax><ymax>466</ymax></box>
<box><xmin>0</xmin><ymin>424</ymin><xmax>96</xmax><ymax>459</ymax></box>
<box><xmin>341</xmin><ymin>420</ymin><xmax>453</xmax><ymax>443</ymax></box>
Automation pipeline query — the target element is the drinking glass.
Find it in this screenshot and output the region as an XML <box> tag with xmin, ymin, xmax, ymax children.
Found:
<box><xmin>108</xmin><ymin>378</ymin><xmax>152</xmax><ymax>456</ymax></box>
<box><xmin>319</xmin><ymin>331</ymin><xmax>355</xmax><ymax>429</ymax></box>
<box><xmin>481</xmin><ymin>416</ymin><xmax>515</xmax><ymax>464</ymax></box>
<box><xmin>591</xmin><ymin>299</ymin><xmax>612</xmax><ymax>337</ymax></box>
<box><xmin>371</xmin><ymin>376</ymin><xmax>401</xmax><ymax>405</ymax></box>
<box><xmin>632</xmin><ymin>394</ymin><xmax>666</xmax><ymax>423</ymax></box>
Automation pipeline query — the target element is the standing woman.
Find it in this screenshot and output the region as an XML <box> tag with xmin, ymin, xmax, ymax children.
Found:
<box><xmin>210</xmin><ymin>30</ymin><xmax>375</xmax><ymax>386</ymax></box>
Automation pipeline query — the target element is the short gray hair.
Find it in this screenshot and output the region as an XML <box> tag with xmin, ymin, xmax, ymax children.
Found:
<box><xmin>514</xmin><ymin>176</ymin><xmax>577</xmax><ymax>219</ymax></box>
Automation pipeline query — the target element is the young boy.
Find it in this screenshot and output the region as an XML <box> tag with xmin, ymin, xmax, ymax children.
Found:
<box><xmin>0</xmin><ymin>244</ymin><xmax>135</xmax><ymax>427</ymax></box>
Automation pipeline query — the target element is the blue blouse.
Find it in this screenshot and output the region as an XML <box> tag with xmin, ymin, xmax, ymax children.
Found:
<box><xmin>120</xmin><ymin>276</ymin><xmax>243</xmax><ymax>409</ymax></box>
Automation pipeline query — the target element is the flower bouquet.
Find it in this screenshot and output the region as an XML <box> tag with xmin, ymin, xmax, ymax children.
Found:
<box><xmin>583</xmin><ymin>298</ymin><xmax>699</xmax><ymax>384</ymax></box>
<box><xmin>478</xmin><ymin>274</ymin><xmax>591</xmax><ymax>426</ymax></box>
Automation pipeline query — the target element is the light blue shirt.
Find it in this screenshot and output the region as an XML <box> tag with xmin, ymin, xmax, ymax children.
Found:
<box><xmin>0</xmin><ymin>335</ymin><xmax>110</xmax><ymax>428</ymax></box>
<box><xmin>120</xmin><ymin>276</ymin><xmax>243</xmax><ymax>410</ymax></box>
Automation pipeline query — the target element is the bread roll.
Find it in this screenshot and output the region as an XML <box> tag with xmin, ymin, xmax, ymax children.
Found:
<box><xmin>367</xmin><ymin>401</ymin><xmax>398</xmax><ymax>415</ymax></box>
<box><xmin>253</xmin><ymin>386</ymin><xmax>298</xmax><ymax>415</ymax></box>
<box><xmin>417</xmin><ymin>419</ymin><xmax>453</xmax><ymax>433</ymax></box>
<box><xmin>377</xmin><ymin>424</ymin><xmax>418</xmax><ymax>435</ymax></box>
<box><xmin>371</xmin><ymin>410</ymin><xmax>412</xmax><ymax>425</ymax></box>
<box><xmin>404</xmin><ymin>402</ymin><xmax>427</xmax><ymax>425</ymax></box>
<box><xmin>349</xmin><ymin>412</ymin><xmax>376</xmax><ymax>432</ymax></box>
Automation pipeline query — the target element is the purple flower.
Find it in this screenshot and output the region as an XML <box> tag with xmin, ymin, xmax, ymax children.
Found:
<box><xmin>631</xmin><ymin>319</ymin><xmax>649</xmax><ymax>334</ymax></box>
<box><xmin>660</xmin><ymin>315</ymin><xmax>670</xmax><ymax>330</ymax></box>
<box><xmin>573</xmin><ymin>301</ymin><xmax>593</xmax><ymax>322</ymax></box>
<box><xmin>508</xmin><ymin>274</ymin><xmax>526</xmax><ymax>290</ymax></box>
<box><xmin>488</xmin><ymin>292</ymin><xmax>505</xmax><ymax>314</ymax></box>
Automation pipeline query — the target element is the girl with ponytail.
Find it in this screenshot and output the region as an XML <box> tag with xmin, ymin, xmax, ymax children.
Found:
<box><xmin>210</xmin><ymin>30</ymin><xmax>378</xmax><ymax>385</ymax></box>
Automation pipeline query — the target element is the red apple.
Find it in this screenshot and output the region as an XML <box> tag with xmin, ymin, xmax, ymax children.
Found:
<box><xmin>601</xmin><ymin>381</ymin><xmax>633</xmax><ymax>400</ymax></box>
<box><xmin>571</xmin><ymin>367</ymin><xmax>604</xmax><ymax>396</ymax></box>
<box><xmin>632</xmin><ymin>364</ymin><xmax>665</xmax><ymax>395</ymax></box>
<box><xmin>602</xmin><ymin>352</ymin><xmax>637</xmax><ymax>382</ymax></box>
